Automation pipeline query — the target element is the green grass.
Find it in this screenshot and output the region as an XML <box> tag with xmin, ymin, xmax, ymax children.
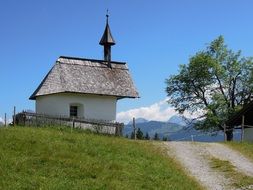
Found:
<box><xmin>0</xmin><ymin>126</ymin><xmax>202</xmax><ymax>190</ymax></box>
<box><xmin>209</xmin><ymin>157</ymin><xmax>253</xmax><ymax>189</ymax></box>
<box><xmin>225</xmin><ymin>141</ymin><xmax>253</xmax><ymax>161</ymax></box>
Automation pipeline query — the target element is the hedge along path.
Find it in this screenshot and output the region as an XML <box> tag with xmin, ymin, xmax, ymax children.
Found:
<box><xmin>165</xmin><ymin>142</ymin><xmax>253</xmax><ymax>190</ymax></box>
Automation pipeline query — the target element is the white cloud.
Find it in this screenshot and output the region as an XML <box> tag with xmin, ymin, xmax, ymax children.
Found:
<box><xmin>0</xmin><ymin>117</ymin><xmax>3</xmax><ymax>123</ymax></box>
<box><xmin>8</xmin><ymin>118</ymin><xmax>12</xmax><ymax>124</ymax></box>
<box><xmin>116</xmin><ymin>98</ymin><xmax>203</xmax><ymax>124</ymax></box>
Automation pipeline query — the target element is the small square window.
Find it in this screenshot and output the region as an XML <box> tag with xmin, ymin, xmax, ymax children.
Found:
<box><xmin>70</xmin><ymin>106</ymin><xmax>78</xmax><ymax>117</ymax></box>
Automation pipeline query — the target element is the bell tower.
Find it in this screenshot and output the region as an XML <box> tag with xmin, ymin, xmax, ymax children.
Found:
<box><xmin>99</xmin><ymin>13</ymin><xmax>116</xmax><ymax>66</ymax></box>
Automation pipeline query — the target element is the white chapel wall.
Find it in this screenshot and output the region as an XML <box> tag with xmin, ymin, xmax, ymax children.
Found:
<box><xmin>36</xmin><ymin>93</ymin><xmax>117</xmax><ymax>121</ymax></box>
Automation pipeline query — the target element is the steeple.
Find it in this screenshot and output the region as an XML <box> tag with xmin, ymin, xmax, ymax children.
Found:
<box><xmin>99</xmin><ymin>12</ymin><xmax>115</xmax><ymax>64</ymax></box>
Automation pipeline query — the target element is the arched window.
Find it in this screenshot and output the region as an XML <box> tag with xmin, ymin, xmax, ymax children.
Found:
<box><xmin>70</xmin><ymin>105</ymin><xmax>78</xmax><ymax>117</ymax></box>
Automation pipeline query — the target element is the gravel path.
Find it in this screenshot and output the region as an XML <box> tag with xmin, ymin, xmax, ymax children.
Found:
<box><xmin>165</xmin><ymin>142</ymin><xmax>253</xmax><ymax>190</ymax></box>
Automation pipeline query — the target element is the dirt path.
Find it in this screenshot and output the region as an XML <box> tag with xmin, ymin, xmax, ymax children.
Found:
<box><xmin>165</xmin><ymin>142</ymin><xmax>253</xmax><ymax>190</ymax></box>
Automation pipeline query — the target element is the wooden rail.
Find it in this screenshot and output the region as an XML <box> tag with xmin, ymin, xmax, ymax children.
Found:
<box><xmin>15</xmin><ymin>111</ymin><xmax>124</xmax><ymax>136</ymax></box>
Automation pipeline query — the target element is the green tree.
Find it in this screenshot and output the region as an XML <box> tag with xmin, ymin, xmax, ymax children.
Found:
<box><xmin>136</xmin><ymin>128</ymin><xmax>144</xmax><ymax>140</ymax></box>
<box><xmin>144</xmin><ymin>132</ymin><xmax>150</xmax><ymax>140</ymax></box>
<box><xmin>153</xmin><ymin>133</ymin><xmax>160</xmax><ymax>140</ymax></box>
<box><xmin>166</xmin><ymin>36</ymin><xmax>253</xmax><ymax>141</ymax></box>
<box><xmin>162</xmin><ymin>136</ymin><xmax>169</xmax><ymax>141</ymax></box>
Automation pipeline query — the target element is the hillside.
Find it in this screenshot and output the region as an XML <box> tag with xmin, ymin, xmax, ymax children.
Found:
<box><xmin>0</xmin><ymin>126</ymin><xmax>202</xmax><ymax>190</ymax></box>
<box><xmin>124</xmin><ymin>120</ymin><xmax>183</xmax><ymax>137</ymax></box>
<box><xmin>124</xmin><ymin>119</ymin><xmax>241</xmax><ymax>142</ymax></box>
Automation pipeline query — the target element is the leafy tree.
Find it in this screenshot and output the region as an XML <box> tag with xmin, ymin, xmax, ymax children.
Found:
<box><xmin>136</xmin><ymin>128</ymin><xmax>144</xmax><ymax>140</ymax></box>
<box><xmin>166</xmin><ymin>36</ymin><xmax>253</xmax><ymax>141</ymax></box>
<box><xmin>153</xmin><ymin>133</ymin><xmax>160</xmax><ymax>140</ymax></box>
<box><xmin>144</xmin><ymin>132</ymin><xmax>150</xmax><ymax>140</ymax></box>
<box><xmin>162</xmin><ymin>136</ymin><xmax>168</xmax><ymax>141</ymax></box>
<box><xmin>125</xmin><ymin>134</ymin><xmax>129</xmax><ymax>139</ymax></box>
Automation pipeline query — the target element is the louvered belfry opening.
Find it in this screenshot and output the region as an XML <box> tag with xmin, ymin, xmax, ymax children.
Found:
<box><xmin>99</xmin><ymin>14</ymin><xmax>115</xmax><ymax>67</ymax></box>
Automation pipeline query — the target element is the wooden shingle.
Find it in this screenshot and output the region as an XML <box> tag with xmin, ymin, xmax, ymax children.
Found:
<box><xmin>29</xmin><ymin>56</ymin><xmax>139</xmax><ymax>100</ymax></box>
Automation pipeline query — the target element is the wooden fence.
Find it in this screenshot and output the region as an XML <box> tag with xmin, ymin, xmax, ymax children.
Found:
<box><xmin>223</xmin><ymin>125</ymin><xmax>253</xmax><ymax>142</ymax></box>
<box><xmin>15</xmin><ymin>111</ymin><xmax>124</xmax><ymax>136</ymax></box>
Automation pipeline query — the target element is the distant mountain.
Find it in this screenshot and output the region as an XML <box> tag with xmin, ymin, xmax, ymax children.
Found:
<box><xmin>128</xmin><ymin>118</ymin><xmax>148</xmax><ymax>125</ymax></box>
<box><xmin>123</xmin><ymin>118</ymin><xmax>241</xmax><ymax>142</ymax></box>
<box><xmin>168</xmin><ymin>127</ymin><xmax>241</xmax><ymax>142</ymax></box>
<box><xmin>124</xmin><ymin>120</ymin><xmax>183</xmax><ymax>138</ymax></box>
<box><xmin>168</xmin><ymin>115</ymin><xmax>188</xmax><ymax>126</ymax></box>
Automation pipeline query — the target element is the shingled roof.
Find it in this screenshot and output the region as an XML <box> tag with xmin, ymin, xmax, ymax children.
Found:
<box><xmin>226</xmin><ymin>101</ymin><xmax>253</xmax><ymax>126</ymax></box>
<box><xmin>29</xmin><ymin>56</ymin><xmax>139</xmax><ymax>100</ymax></box>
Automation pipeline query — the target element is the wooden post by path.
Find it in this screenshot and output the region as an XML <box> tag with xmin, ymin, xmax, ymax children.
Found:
<box><xmin>133</xmin><ymin>117</ymin><xmax>136</xmax><ymax>140</ymax></box>
<box><xmin>241</xmin><ymin>115</ymin><xmax>245</xmax><ymax>142</ymax></box>
<box><xmin>4</xmin><ymin>113</ymin><xmax>7</xmax><ymax>126</ymax></box>
<box><xmin>13</xmin><ymin>106</ymin><xmax>16</xmax><ymax>126</ymax></box>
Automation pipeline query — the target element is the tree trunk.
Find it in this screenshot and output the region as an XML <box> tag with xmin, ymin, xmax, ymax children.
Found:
<box><xmin>225</xmin><ymin>130</ymin><xmax>233</xmax><ymax>141</ymax></box>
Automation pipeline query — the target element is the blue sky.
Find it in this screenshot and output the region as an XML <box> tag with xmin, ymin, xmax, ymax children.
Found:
<box><xmin>1</xmin><ymin>0</ymin><xmax>253</xmax><ymax>121</ymax></box>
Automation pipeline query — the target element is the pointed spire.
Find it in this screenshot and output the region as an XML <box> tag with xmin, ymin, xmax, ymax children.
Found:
<box><xmin>99</xmin><ymin>11</ymin><xmax>115</xmax><ymax>64</ymax></box>
<box><xmin>99</xmin><ymin>12</ymin><xmax>116</xmax><ymax>46</ymax></box>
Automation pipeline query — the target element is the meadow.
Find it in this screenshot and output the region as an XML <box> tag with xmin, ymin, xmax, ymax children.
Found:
<box><xmin>0</xmin><ymin>126</ymin><xmax>202</xmax><ymax>190</ymax></box>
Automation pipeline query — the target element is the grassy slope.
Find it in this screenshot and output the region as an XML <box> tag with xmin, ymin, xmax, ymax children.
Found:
<box><xmin>225</xmin><ymin>142</ymin><xmax>253</xmax><ymax>161</ymax></box>
<box><xmin>0</xmin><ymin>127</ymin><xmax>202</xmax><ymax>190</ymax></box>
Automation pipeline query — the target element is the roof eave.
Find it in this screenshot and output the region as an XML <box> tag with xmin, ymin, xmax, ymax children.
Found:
<box><xmin>30</xmin><ymin>92</ymin><xmax>139</xmax><ymax>100</ymax></box>
<box><xmin>226</xmin><ymin>101</ymin><xmax>253</xmax><ymax>126</ymax></box>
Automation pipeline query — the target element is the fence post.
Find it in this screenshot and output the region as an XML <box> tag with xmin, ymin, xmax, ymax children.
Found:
<box><xmin>4</xmin><ymin>113</ymin><xmax>7</xmax><ymax>126</ymax></box>
<box><xmin>72</xmin><ymin>117</ymin><xmax>75</xmax><ymax>129</ymax></box>
<box><xmin>116</xmin><ymin>124</ymin><xmax>123</xmax><ymax>136</ymax></box>
<box><xmin>120</xmin><ymin>124</ymin><xmax>123</xmax><ymax>136</ymax></box>
<box><xmin>35</xmin><ymin>112</ymin><xmax>38</xmax><ymax>127</ymax></box>
<box><xmin>115</xmin><ymin>125</ymin><xmax>119</xmax><ymax>136</ymax></box>
<box><xmin>28</xmin><ymin>113</ymin><xmax>31</xmax><ymax>126</ymax></box>
<box><xmin>133</xmin><ymin>117</ymin><xmax>136</xmax><ymax>140</ymax></box>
